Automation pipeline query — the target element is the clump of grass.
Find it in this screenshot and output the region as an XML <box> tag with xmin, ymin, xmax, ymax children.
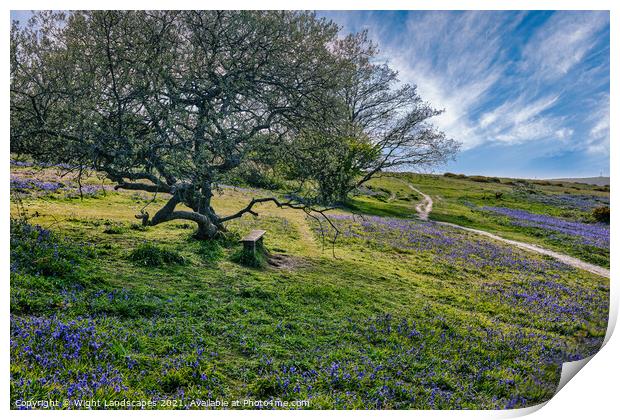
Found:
<box><xmin>103</xmin><ymin>225</ymin><xmax>127</xmax><ymax>234</ymax></box>
<box><xmin>129</xmin><ymin>243</ymin><xmax>186</xmax><ymax>267</ymax></box>
<box><xmin>170</xmin><ymin>223</ymin><xmax>193</xmax><ymax>230</ymax></box>
<box><xmin>10</xmin><ymin>219</ymin><xmax>95</xmax><ymax>278</ymax></box>
<box><xmin>197</xmin><ymin>241</ymin><xmax>224</xmax><ymax>265</ymax></box>
<box><xmin>130</xmin><ymin>223</ymin><xmax>148</xmax><ymax>231</ymax></box>
<box><xmin>216</xmin><ymin>230</ymin><xmax>242</xmax><ymax>248</ymax></box>
<box><xmin>592</xmin><ymin>206</ymin><xmax>610</xmax><ymax>224</ymax></box>
<box><xmin>191</xmin><ymin>231</ymin><xmax>241</xmax><ymax>265</ymax></box>
<box><xmin>231</xmin><ymin>241</ymin><xmax>268</xmax><ymax>268</ymax></box>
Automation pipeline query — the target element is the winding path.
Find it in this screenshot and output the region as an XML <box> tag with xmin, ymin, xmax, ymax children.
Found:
<box><xmin>404</xmin><ymin>182</ymin><xmax>610</xmax><ymax>278</ymax></box>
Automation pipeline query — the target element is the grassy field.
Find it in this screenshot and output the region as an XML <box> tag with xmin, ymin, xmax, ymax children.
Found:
<box><xmin>10</xmin><ymin>163</ymin><xmax>609</xmax><ymax>409</ymax></box>
<box><xmin>362</xmin><ymin>173</ymin><xmax>610</xmax><ymax>267</ymax></box>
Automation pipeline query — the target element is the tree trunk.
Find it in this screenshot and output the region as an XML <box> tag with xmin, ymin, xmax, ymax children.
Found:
<box><xmin>194</xmin><ymin>220</ymin><xmax>221</xmax><ymax>240</ymax></box>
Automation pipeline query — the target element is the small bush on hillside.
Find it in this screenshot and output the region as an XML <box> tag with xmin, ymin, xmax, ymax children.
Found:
<box><xmin>444</xmin><ymin>172</ymin><xmax>467</xmax><ymax>179</ymax></box>
<box><xmin>592</xmin><ymin>206</ymin><xmax>610</xmax><ymax>224</ymax></box>
<box><xmin>396</xmin><ymin>192</ymin><xmax>418</xmax><ymax>201</ymax></box>
<box><xmin>225</xmin><ymin>163</ymin><xmax>284</xmax><ymax>190</ymax></box>
<box><xmin>129</xmin><ymin>243</ymin><xmax>186</xmax><ymax>267</ymax></box>
<box><xmin>10</xmin><ymin>219</ymin><xmax>95</xmax><ymax>277</ymax></box>
<box><xmin>363</xmin><ymin>185</ymin><xmax>390</xmax><ymax>201</ymax></box>
<box><xmin>469</xmin><ymin>176</ymin><xmax>489</xmax><ymax>183</ymax></box>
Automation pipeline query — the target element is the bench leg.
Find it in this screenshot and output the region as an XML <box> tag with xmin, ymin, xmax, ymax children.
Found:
<box><xmin>242</xmin><ymin>238</ymin><xmax>264</xmax><ymax>256</ymax></box>
<box><xmin>243</xmin><ymin>242</ymin><xmax>254</xmax><ymax>254</ymax></box>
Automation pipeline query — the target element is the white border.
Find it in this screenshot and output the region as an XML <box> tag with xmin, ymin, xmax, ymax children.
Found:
<box><xmin>2</xmin><ymin>1</ymin><xmax>616</xmax><ymax>419</ymax></box>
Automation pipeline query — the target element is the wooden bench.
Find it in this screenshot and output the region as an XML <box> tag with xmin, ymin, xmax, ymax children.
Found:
<box><xmin>241</xmin><ymin>230</ymin><xmax>266</xmax><ymax>254</ymax></box>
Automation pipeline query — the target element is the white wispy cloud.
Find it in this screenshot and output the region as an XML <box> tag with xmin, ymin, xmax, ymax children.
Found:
<box><xmin>521</xmin><ymin>11</ymin><xmax>609</xmax><ymax>79</ymax></box>
<box><xmin>324</xmin><ymin>10</ymin><xmax>609</xmax><ymax>172</ymax></box>
<box><xmin>584</xmin><ymin>95</ymin><xmax>610</xmax><ymax>155</ymax></box>
<box><xmin>383</xmin><ymin>11</ymin><xmax>517</xmax><ymax>149</ymax></box>
<box><xmin>476</xmin><ymin>94</ymin><xmax>566</xmax><ymax>145</ymax></box>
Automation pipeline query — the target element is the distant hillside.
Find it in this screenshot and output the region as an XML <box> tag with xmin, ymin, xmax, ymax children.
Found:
<box><xmin>548</xmin><ymin>177</ymin><xmax>610</xmax><ymax>186</ymax></box>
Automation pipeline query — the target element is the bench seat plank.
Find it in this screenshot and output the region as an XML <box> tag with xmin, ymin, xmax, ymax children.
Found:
<box><xmin>241</xmin><ymin>229</ymin><xmax>266</xmax><ymax>243</ymax></box>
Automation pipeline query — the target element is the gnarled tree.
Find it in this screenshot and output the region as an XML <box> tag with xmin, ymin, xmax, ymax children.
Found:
<box><xmin>11</xmin><ymin>10</ymin><xmax>344</xmax><ymax>239</ymax></box>
<box><xmin>278</xmin><ymin>31</ymin><xmax>460</xmax><ymax>204</ymax></box>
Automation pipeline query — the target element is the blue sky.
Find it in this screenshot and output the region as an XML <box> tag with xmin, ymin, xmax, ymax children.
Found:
<box><xmin>322</xmin><ymin>11</ymin><xmax>610</xmax><ymax>178</ymax></box>
<box><xmin>11</xmin><ymin>10</ymin><xmax>610</xmax><ymax>179</ymax></box>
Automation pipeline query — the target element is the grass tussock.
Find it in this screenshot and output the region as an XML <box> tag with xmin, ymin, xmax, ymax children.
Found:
<box><xmin>231</xmin><ymin>241</ymin><xmax>269</xmax><ymax>268</ymax></box>
<box><xmin>128</xmin><ymin>242</ymin><xmax>187</xmax><ymax>267</ymax></box>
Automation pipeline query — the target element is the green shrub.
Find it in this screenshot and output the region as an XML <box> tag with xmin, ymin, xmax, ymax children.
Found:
<box><xmin>444</xmin><ymin>172</ymin><xmax>466</xmax><ymax>179</ymax></box>
<box><xmin>396</xmin><ymin>192</ymin><xmax>418</xmax><ymax>201</ymax></box>
<box><xmin>103</xmin><ymin>225</ymin><xmax>127</xmax><ymax>234</ymax></box>
<box><xmin>226</xmin><ymin>163</ymin><xmax>284</xmax><ymax>190</ymax></box>
<box><xmin>469</xmin><ymin>176</ymin><xmax>489</xmax><ymax>183</ymax></box>
<box><xmin>129</xmin><ymin>243</ymin><xmax>187</xmax><ymax>267</ymax></box>
<box><xmin>592</xmin><ymin>206</ymin><xmax>610</xmax><ymax>224</ymax></box>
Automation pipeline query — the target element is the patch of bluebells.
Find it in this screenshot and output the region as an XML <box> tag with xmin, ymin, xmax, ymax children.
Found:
<box><xmin>323</xmin><ymin>215</ymin><xmax>570</xmax><ymax>274</ymax></box>
<box><xmin>252</xmin><ymin>313</ymin><xmax>590</xmax><ymax>409</ymax></box>
<box><xmin>10</xmin><ymin>176</ymin><xmax>63</xmax><ymax>193</ymax></box>
<box><xmin>10</xmin><ymin>175</ymin><xmax>109</xmax><ymax>198</ymax></box>
<box><xmin>11</xmin><ymin>159</ymin><xmax>76</xmax><ymax>170</ymax></box>
<box><xmin>11</xmin><ymin>308</ymin><xmax>603</xmax><ymax>409</ymax></box>
<box><xmin>10</xmin><ymin>316</ymin><xmax>127</xmax><ymax>403</ymax></box>
<box><xmin>11</xmin><ymin>314</ymin><xmax>228</xmax><ymax>408</ymax></box>
<box><xmin>481</xmin><ymin>207</ymin><xmax>609</xmax><ymax>249</ymax></box>
<box><xmin>526</xmin><ymin>193</ymin><xmax>609</xmax><ymax>211</ymax></box>
<box><xmin>480</xmin><ymin>276</ymin><xmax>609</xmax><ymax>336</ymax></box>
<box><xmin>10</xmin><ymin>220</ymin><xmax>96</xmax><ymax>277</ymax></box>
<box><xmin>10</xmin><ymin>159</ymin><xmax>34</xmax><ymax>167</ymax></box>
<box><xmin>64</xmin><ymin>184</ymin><xmax>110</xmax><ymax>198</ymax></box>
